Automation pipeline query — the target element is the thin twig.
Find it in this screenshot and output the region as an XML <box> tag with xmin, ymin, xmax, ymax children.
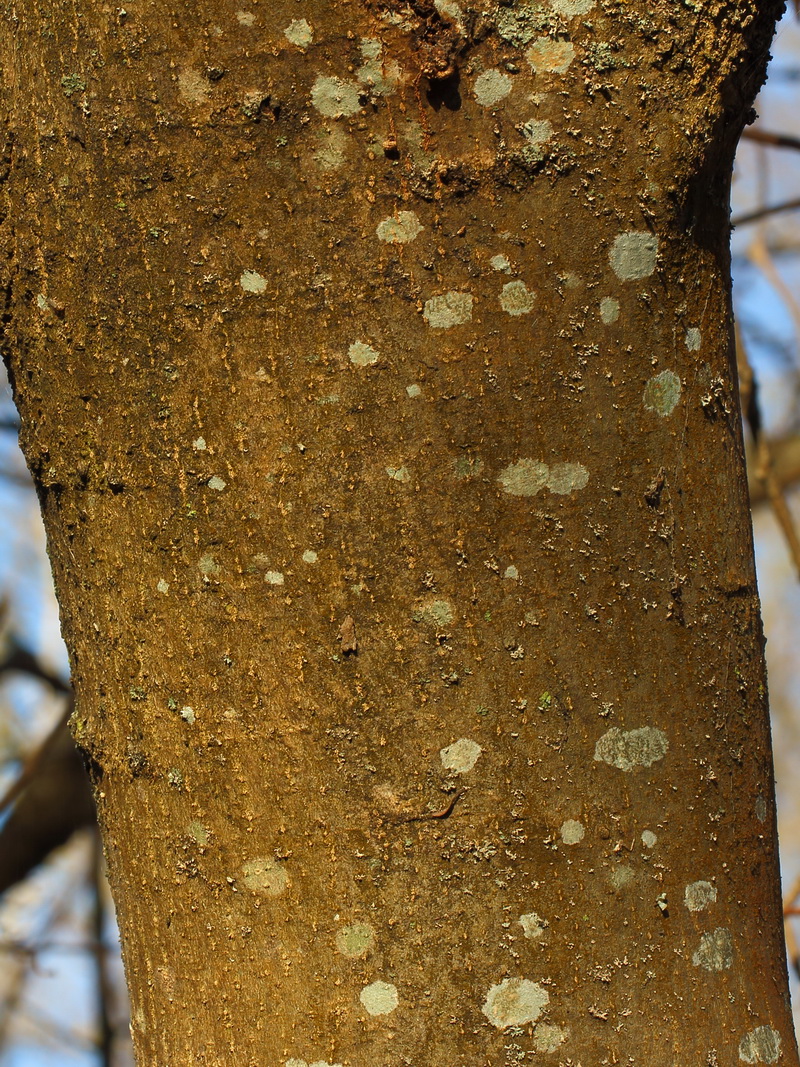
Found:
<box><xmin>90</xmin><ymin>830</ymin><xmax>115</xmax><ymax>1067</ymax></box>
<box><xmin>0</xmin><ymin>697</ymin><xmax>73</xmax><ymax>818</ymax></box>
<box><xmin>732</xmin><ymin>197</ymin><xmax>800</xmax><ymax>228</ymax></box>
<box><xmin>742</xmin><ymin>128</ymin><xmax>800</xmax><ymax>152</ymax></box>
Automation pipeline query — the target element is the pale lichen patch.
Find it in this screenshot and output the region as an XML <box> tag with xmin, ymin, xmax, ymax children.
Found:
<box><xmin>240</xmin><ymin>269</ymin><xmax>267</xmax><ymax>294</ymax></box>
<box><xmin>498</xmin><ymin>459</ymin><xmax>549</xmax><ymax>496</ymax></box>
<box><xmin>440</xmin><ymin>738</ymin><xmax>482</xmax><ymax>773</ymax></box>
<box><xmin>360</xmin><ymin>980</ymin><xmax>398</xmax><ymax>1016</ymax></box>
<box><xmin>286</xmin><ymin>1061</ymin><xmax>343</xmax><ymax>1067</ymax></box>
<box><xmin>600</xmin><ymin>296</ymin><xmax>620</xmax><ymax>324</ymax></box>
<box><xmin>609</xmin><ymin>231</ymin><xmax>658</xmax><ymax>281</ymax></box>
<box><xmin>739</xmin><ymin>1027</ymin><xmax>782</xmax><ymax>1064</ymax></box>
<box><xmin>386</xmin><ymin>466</ymin><xmax>411</xmax><ymax>483</ymax></box>
<box><xmin>500</xmin><ymin>280</ymin><xmax>536</xmax><ymax>316</ymax></box>
<box><xmin>474</xmin><ymin>69</ymin><xmax>513</xmax><ymax>106</ymax></box>
<box><xmin>424</xmin><ymin>291</ymin><xmax>473</xmax><ymax>328</ymax></box>
<box><xmin>594</xmin><ymin>726</ymin><xmax>668</xmax><ymax>771</ymax></box>
<box><xmin>533</xmin><ymin>1025</ymin><xmax>568</xmax><ymax>1053</ymax></box>
<box><xmin>180</xmin><ymin>705</ymin><xmax>196</xmax><ymax>724</ymax></box>
<box><xmin>284</xmin><ymin>18</ymin><xmax>312</xmax><ymax>49</ymax></box>
<box><xmin>643</xmin><ymin>370</ymin><xmax>681</xmax><ymax>416</ymax></box>
<box><xmin>236</xmin><ymin>10</ymin><xmax>255</xmax><ymax>26</ymax></box>
<box><xmin>521</xmin><ymin>119</ymin><xmax>553</xmax><ymax>145</ymax></box>
<box><xmin>156</xmin><ymin>578</ymin><xmax>170</xmax><ymax>594</ymax></box>
<box><xmin>376</xmin><ymin>211</ymin><xmax>423</xmax><ymax>244</ymax></box>
<box><xmin>192</xmin><ymin>437</ymin><xmax>207</xmax><ymax>450</ymax></box>
<box><xmin>693</xmin><ymin>927</ymin><xmax>733</xmax><ymax>971</ymax></box>
<box><xmin>265</xmin><ymin>571</ymin><xmax>285</xmax><ymax>585</ymax></box>
<box><xmin>311</xmin><ymin>75</ymin><xmax>362</xmax><ymax>117</ymax></box>
<box><xmin>336</xmin><ymin>923</ymin><xmax>374</xmax><ymax>957</ymax></box>
<box><xmin>547</xmin><ymin>462</ymin><xmax>589</xmax><ymax>495</ymax></box>
<box><xmin>641</xmin><ymin>829</ymin><xmax>657</xmax><ymax>848</ymax></box>
<box><xmin>491</xmin><ymin>254</ymin><xmax>512</xmax><ymax>273</ymax></box>
<box><xmin>349</xmin><ymin>341</ymin><xmax>380</xmax><ymax>366</ymax></box>
<box><xmin>550</xmin><ymin>0</ymin><xmax>594</xmax><ymax>14</ymax></box>
<box><xmin>199</xmin><ymin>554</ymin><xmax>220</xmax><ymax>576</ymax></box>
<box><xmin>684</xmin><ymin>881</ymin><xmax>717</xmax><ymax>912</ymax></box>
<box><xmin>526</xmin><ymin>37</ymin><xmax>575</xmax><ymax>73</ymax></box>
<box><xmin>608</xmin><ymin>865</ymin><xmax>634</xmax><ymax>890</ymax></box>
<box><xmin>685</xmin><ymin>327</ymin><xmax>702</xmax><ymax>351</ymax></box>
<box><xmin>178</xmin><ymin>69</ymin><xmax>209</xmax><ymax>104</ymax></box>
<box><xmin>241</xmin><ymin>857</ymin><xmax>288</xmax><ymax>896</ymax></box>
<box><xmin>519</xmin><ymin>912</ymin><xmax>548</xmax><ymax>939</ymax></box>
<box><xmin>302</xmin><ymin>550</ymin><xmax>319</xmax><ymax>564</ymax></box>
<box><xmin>504</xmin><ymin>565</ymin><xmax>519</xmax><ymax>580</ymax></box>
<box><xmin>560</xmin><ymin>819</ymin><xmax>585</xmax><ymax>844</ymax></box>
<box><xmin>755</xmin><ymin>796</ymin><xmax>768</xmax><ymax>823</ymax></box>
<box><xmin>482</xmin><ymin>978</ymin><xmax>549</xmax><ymax>1028</ymax></box>
<box><xmin>406</xmin><ymin>383</ymin><xmax>422</xmax><ymax>398</ymax></box>
<box><xmin>413</xmin><ymin>599</ymin><xmax>454</xmax><ymax>627</ymax></box>
<box><xmin>208</xmin><ymin>475</ymin><xmax>226</xmax><ymax>491</ymax></box>
<box><xmin>187</xmin><ymin>821</ymin><xmax>209</xmax><ymax>845</ymax></box>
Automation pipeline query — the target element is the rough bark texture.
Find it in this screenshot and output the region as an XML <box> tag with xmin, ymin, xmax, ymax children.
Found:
<box><xmin>1</xmin><ymin>0</ymin><xmax>797</xmax><ymax>1064</ymax></box>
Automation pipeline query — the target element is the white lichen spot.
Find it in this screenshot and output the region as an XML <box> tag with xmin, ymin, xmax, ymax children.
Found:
<box><xmin>533</xmin><ymin>1025</ymin><xmax>568</xmax><ymax>1053</ymax></box>
<box><xmin>482</xmin><ymin>978</ymin><xmax>549</xmax><ymax>1028</ymax></box>
<box><xmin>336</xmin><ymin>922</ymin><xmax>375</xmax><ymax>957</ymax></box>
<box><xmin>423</xmin><ymin>291</ymin><xmax>473</xmax><ymax>328</ymax></box>
<box><xmin>547</xmin><ymin>462</ymin><xmax>589</xmax><ymax>495</ymax></box>
<box><xmin>284</xmin><ymin>18</ymin><xmax>312</xmax><ymax>49</ymax></box>
<box><xmin>521</xmin><ymin>118</ymin><xmax>553</xmax><ymax>145</ymax></box>
<box><xmin>526</xmin><ymin>37</ymin><xmax>575</xmax><ymax>74</ymax></box>
<box><xmin>180</xmin><ymin>705</ymin><xmax>195</xmax><ymax>724</ymax></box>
<box><xmin>357</xmin><ymin>38</ymin><xmax>399</xmax><ymax>95</ymax></box>
<box><xmin>519</xmin><ymin>912</ymin><xmax>548</xmax><ymax>939</ymax></box>
<box><xmin>550</xmin><ymin>0</ymin><xmax>595</xmax><ymax>14</ymax></box>
<box><xmin>500</xmin><ymin>280</ymin><xmax>535</xmax><ymax>316</ymax></box>
<box><xmin>376</xmin><ymin>210</ymin><xmax>423</xmax><ymax>244</ymax></box>
<box><xmin>600</xmin><ymin>296</ymin><xmax>620</xmax><ymax>324</ymax></box>
<box><xmin>560</xmin><ymin>819</ymin><xmax>585</xmax><ymax>844</ymax></box>
<box><xmin>594</xmin><ymin>726</ymin><xmax>669</xmax><ymax>771</ymax></box>
<box><xmin>192</xmin><ymin>436</ymin><xmax>207</xmax><ymax>451</ymax></box>
<box><xmin>609</xmin><ymin>231</ymin><xmax>659</xmax><ymax>281</ymax></box>
<box><xmin>685</xmin><ymin>327</ymin><xmax>702</xmax><ymax>351</ymax></box>
<box><xmin>406</xmin><ymin>383</ymin><xmax>422</xmax><ymax>398</ymax></box>
<box><xmin>643</xmin><ymin>370</ymin><xmax>682</xmax><ymax>417</ymax></box>
<box><xmin>199</xmin><ymin>554</ymin><xmax>220</xmax><ymax>576</ymax></box>
<box><xmin>641</xmin><ymin>829</ymin><xmax>657</xmax><ymax>848</ymax></box>
<box><xmin>413</xmin><ymin>599</ymin><xmax>454</xmax><ymax>627</ymax></box>
<box><xmin>156</xmin><ymin>578</ymin><xmax>170</xmax><ymax>594</ymax></box>
<box><xmin>349</xmin><ymin>341</ymin><xmax>380</xmax><ymax>366</ymax></box>
<box><xmin>755</xmin><ymin>795</ymin><xmax>768</xmax><ymax>823</ymax></box>
<box><xmin>302</xmin><ymin>550</ymin><xmax>318</xmax><ymax>564</ymax></box>
<box><xmin>36</xmin><ymin>293</ymin><xmax>48</xmax><ymax>310</ymax></box>
<box><xmin>499</xmin><ymin>459</ymin><xmax>549</xmax><ymax>496</ymax></box>
<box><xmin>241</xmin><ymin>857</ymin><xmax>288</xmax><ymax>896</ymax></box>
<box><xmin>684</xmin><ymin>880</ymin><xmax>717</xmax><ymax>912</ymax></box>
<box><xmin>609</xmin><ymin>865</ymin><xmax>634</xmax><ymax>890</ymax></box>
<box><xmin>504</xmin><ymin>565</ymin><xmax>519</xmax><ymax>580</ymax></box>
<box><xmin>360</xmin><ymin>980</ymin><xmax>398</xmax><ymax>1016</ymax></box>
<box><xmin>739</xmin><ymin>1027</ymin><xmax>782</xmax><ymax>1064</ymax></box>
<box><xmin>187</xmin><ymin>821</ymin><xmax>209</xmax><ymax>845</ymax></box>
<box><xmin>240</xmin><ymin>269</ymin><xmax>267</xmax><ymax>294</ymax></box>
<box><xmin>178</xmin><ymin>69</ymin><xmax>209</xmax><ymax>104</ymax></box>
<box><xmin>434</xmin><ymin>0</ymin><xmax>464</xmax><ymax>29</ymax></box>
<box><xmin>287</xmin><ymin>1061</ymin><xmax>343</xmax><ymax>1067</ymax></box>
<box><xmin>474</xmin><ymin>69</ymin><xmax>513</xmax><ymax>107</ymax></box>
<box><xmin>386</xmin><ymin>466</ymin><xmax>411</xmax><ymax>483</ymax></box>
<box><xmin>236</xmin><ymin>10</ymin><xmax>255</xmax><ymax>26</ymax></box>
<box><xmin>208</xmin><ymin>475</ymin><xmax>226</xmax><ymax>491</ymax></box>
<box><xmin>311</xmin><ymin>75</ymin><xmax>362</xmax><ymax>118</ymax></box>
<box><xmin>693</xmin><ymin>927</ymin><xmax>733</xmax><ymax>972</ymax></box>
<box><xmin>440</xmin><ymin>738</ymin><xmax>482</xmax><ymax>774</ymax></box>
<box><xmin>265</xmin><ymin>571</ymin><xmax>285</xmax><ymax>586</ymax></box>
<box><xmin>314</xmin><ymin>124</ymin><xmax>347</xmax><ymax>170</ymax></box>
<box><xmin>491</xmin><ymin>254</ymin><xmax>511</xmax><ymax>273</ymax></box>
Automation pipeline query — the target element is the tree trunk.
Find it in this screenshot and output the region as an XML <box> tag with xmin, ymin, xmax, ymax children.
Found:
<box><xmin>1</xmin><ymin>1</ymin><xmax>796</xmax><ymax>1063</ymax></box>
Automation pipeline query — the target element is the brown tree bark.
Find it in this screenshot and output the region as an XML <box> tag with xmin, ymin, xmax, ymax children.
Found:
<box><xmin>1</xmin><ymin>1</ymin><xmax>797</xmax><ymax>1064</ymax></box>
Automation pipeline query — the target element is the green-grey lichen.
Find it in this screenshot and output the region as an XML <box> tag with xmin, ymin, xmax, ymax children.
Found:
<box><xmin>495</xmin><ymin>3</ymin><xmax>557</xmax><ymax>47</ymax></box>
<box><xmin>685</xmin><ymin>880</ymin><xmax>717</xmax><ymax>912</ymax></box>
<box><xmin>61</xmin><ymin>73</ymin><xmax>86</xmax><ymax>97</ymax></box>
<box><xmin>608</xmin><ymin>864</ymin><xmax>635</xmax><ymax>890</ymax></box>
<box><xmin>180</xmin><ymin>705</ymin><xmax>196</xmax><ymax>724</ymax></box>
<box><xmin>533</xmin><ymin>1026</ymin><xmax>568</xmax><ymax>1053</ymax></box>
<box><xmin>440</xmin><ymin>738</ymin><xmax>482</xmax><ymax>773</ymax></box>
<box><xmin>240</xmin><ymin>269</ymin><xmax>267</xmax><ymax>294</ymax></box>
<box><xmin>453</xmin><ymin>455</ymin><xmax>484</xmax><ymax>479</ymax></box>
<box><xmin>359</xmin><ymin>980</ymin><xmax>398</xmax><ymax>1016</ymax></box>
<box><xmin>156</xmin><ymin>578</ymin><xmax>169</xmax><ymax>594</ymax></box>
<box><xmin>284</xmin><ymin>18</ymin><xmax>312</xmax><ymax>48</ymax></box>
<box><xmin>685</xmin><ymin>327</ymin><xmax>702</xmax><ymax>351</ymax></box>
<box><xmin>498</xmin><ymin>459</ymin><xmax>588</xmax><ymax>496</ymax></box>
<box><xmin>241</xmin><ymin>857</ymin><xmax>288</xmax><ymax>896</ymax></box>
<box><xmin>560</xmin><ymin>819</ymin><xmax>584</xmax><ymax>844</ymax></box>
<box><xmin>336</xmin><ymin>923</ymin><xmax>375</xmax><ymax>957</ymax></box>
<box><xmin>188</xmin><ymin>821</ymin><xmax>209</xmax><ymax>845</ymax></box>
<box><xmin>594</xmin><ymin>726</ymin><xmax>668</xmax><ymax>771</ymax></box>
<box><xmin>609</xmin><ymin>231</ymin><xmax>658</xmax><ymax>280</ymax></box>
<box><xmin>739</xmin><ymin>1027</ymin><xmax>782</xmax><ymax>1064</ymax></box>
<box><xmin>692</xmin><ymin>927</ymin><xmax>733</xmax><ymax>972</ymax></box>
<box><xmin>547</xmin><ymin>462</ymin><xmax>588</xmax><ymax>494</ymax></box>
<box><xmin>600</xmin><ymin>296</ymin><xmax>619</xmax><ymax>324</ymax></box>
<box><xmin>474</xmin><ymin>69</ymin><xmax>513</xmax><ymax>106</ymax></box>
<box><xmin>643</xmin><ymin>370</ymin><xmax>681</xmax><ymax>416</ymax></box>
<box><xmin>412</xmin><ymin>599</ymin><xmax>454</xmax><ymax>627</ymax></box>
<box><xmin>386</xmin><ymin>466</ymin><xmax>411</xmax><ymax>482</ymax></box>
<box><xmin>641</xmin><ymin>829</ymin><xmax>657</xmax><ymax>848</ymax></box>
<box><xmin>500</xmin><ymin>280</ymin><xmax>536</xmax><ymax>316</ymax></box>
<box><xmin>376</xmin><ymin>211</ymin><xmax>423</xmax><ymax>244</ymax></box>
<box><xmin>482</xmin><ymin>978</ymin><xmax>549</xmax><ymax>1028</ymax></box>
<box><xmin>302</xmin><ymin>549</ymin><xmax>318</xmax><ymax>564</ymax></box>
<box><xmin>349</xmin><ymin>341</ymin><xmax>380</xmax><ymax>366</ymax></box>
<box><xmin>358</xmin><ymin>38</ymin><xmax>398</xmax><ymax>96</ymax></box>
<box><xmin>551</xmin><ymin>0</ymin><xmax>594</xmax><ymax>12</ymax></box>
<box><xmin>207</xmin><ymin>475</ymin><xmax>226</xmax><ymax>491</ymax></box>
<box><xmin>585</xmin><ymin>40</ymin><xmax>627</xmax><ymax>72</ymax></box>
<box><xmin>311</xmin><ymin>75</ymin><xmax>362</xmax><ymax>117</ymax></box>
<box><xmin>521</xmin><ymin>119</ymin><xmax>553</xmax><ymax>146</ymax></box>
<box><xmin>199</xmin><ymin>553</ymin><xmax>220</xmax><ymax>576</ymax></box>
<box><xmin>423</xmin><ymin>291</ymin><xmax>473</xmax><ymax>328</ymax></box>
<box><xmin>265</xmin><ymin>571</ymin><xmax>285</xmax><ymax>585</ymax></box>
